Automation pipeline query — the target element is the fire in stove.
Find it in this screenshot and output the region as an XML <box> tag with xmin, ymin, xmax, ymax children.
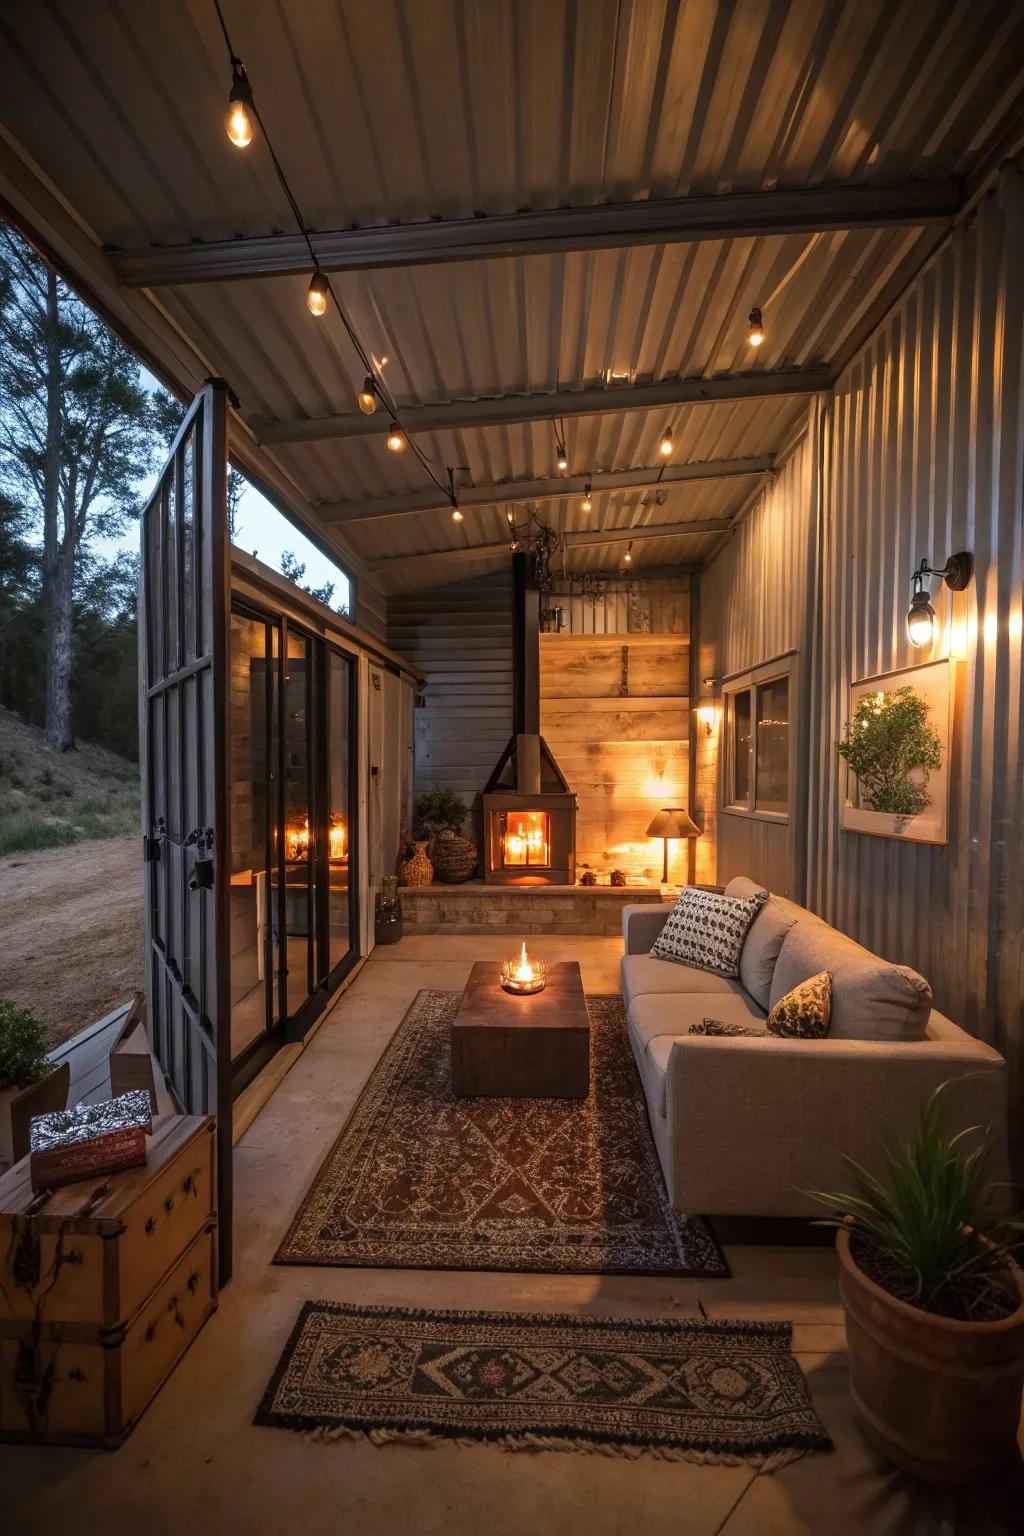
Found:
<box><xmin>502</xmin><ymin>811</ymin><xmax>551</xmax><ymax>869</ymax></box>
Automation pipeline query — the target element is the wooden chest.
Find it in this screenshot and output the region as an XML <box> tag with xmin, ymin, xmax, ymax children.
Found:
<box><xmin>0</xmin><ymin>1115</ymin><xmax>216</xmax><ymax>1328</ymax></box>
<box><xmin>0</xmin><ymin>1115</ymin><xmax>218</xmax><ymax>1447</ymax></box>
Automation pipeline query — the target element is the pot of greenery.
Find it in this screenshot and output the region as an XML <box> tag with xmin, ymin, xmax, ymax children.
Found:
<box><xmin>0</xmin><ymin>999</ymin><xmax>52</xmax><ymax>1165</ymax></box>
<box><xmin>816</xmin><ymin>1084</ymin><xmax>1024</xmax><ymax>1484</ymax></box>
<box><xmin>414</xmin><ymin>788</ymin><xmax>477</xmax><ymax>884</ymax></box>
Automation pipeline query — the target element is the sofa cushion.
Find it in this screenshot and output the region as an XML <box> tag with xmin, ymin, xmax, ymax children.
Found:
<box><xmin>723</xmin><ymin>878</ymin><xmax>803</xmax><ymax>1008</ymax></box>
<box><xmin>771</xmin><ymin>921</ymin><xmax>931</xmax><ymax>1041</ymax></box>
<box><xmin>620</xmin><ymin>954</ymin><xmax>739</xmax><ymax>1010</ymax></box>
<box><xmin>766</xmin><ymin>970</ymin><xmax>832</xmax><ymax>1038</ymax></box>
<box><xmin>627</xmin><ymin>991</ymin><xmax>767</xmax><ymax>1116</ymax></box>
<box><xmin>651</xmin><ymin>885</ymin><xmax>767</xmax><ymax>977</ymax></box>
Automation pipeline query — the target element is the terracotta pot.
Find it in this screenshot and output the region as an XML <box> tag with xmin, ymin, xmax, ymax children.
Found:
<box><xmin>429</xmin><ymin>831</ymin><xmax>477</xmax><ymax>884</ymax></box>
<box><xmin>397</xmin><ymin>839</ymin><xmax>433</xmax><ymax>888</ymax></box>
<box><xmin>837</xmin><ymin>1226</ymin><xmax>1024</xmax><ymax>1484</ymax></box>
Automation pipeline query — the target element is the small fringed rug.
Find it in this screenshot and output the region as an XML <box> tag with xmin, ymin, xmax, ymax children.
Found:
<box><xmin>275</xmin><ymin>990</ymin><xmax>726</xmax><ymax>1277</ymax></box>
<box><xmin>255</xmin><ymin>1302</ymin><xmax>832</xmax><ymax>1468</ymax></box>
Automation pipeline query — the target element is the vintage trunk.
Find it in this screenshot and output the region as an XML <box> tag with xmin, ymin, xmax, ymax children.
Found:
<box><xmin>0</xmin><ymin>1115</ymin><xmax>217</xmax><ymax>1447</ymax></box>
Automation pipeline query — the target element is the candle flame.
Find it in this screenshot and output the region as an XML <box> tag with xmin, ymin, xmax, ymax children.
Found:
<box><xmin>516</xmin><ymin>940</ymin><xmax>532</xmax><ymax>981</ymax></box>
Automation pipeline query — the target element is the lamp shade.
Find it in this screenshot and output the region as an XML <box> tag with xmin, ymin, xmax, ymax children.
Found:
<box><xmin>646</xmin><ymin>807</ymin><xmax>700</xmax><ymax>840</ymax></box>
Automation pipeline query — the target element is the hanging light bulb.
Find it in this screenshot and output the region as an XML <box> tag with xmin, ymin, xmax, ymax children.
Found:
<box><xmin>659</xmin><ymin>426</ymin><xmax>673</xmax><ymax>457</ymax></box>
<box><xmin>581</xmin><ymin>483</ymin><xmax>593</xmax><ymax>514</ymax></box>
<box><xmin>747</xmin><ymin>306</ymin><xmax>765</xmax><ymax>347</ymax></box>
<box><xmin>451</xmin><ymin>507</ymin><xmax>463</xmax><ymax>523</ymax></box>
<box><xmin>306</xmin><ymin>272</ymin><xmax>329</xmax><ymax>317</ymax></box>
<box><xmin>624</xmin><ymin>540</ymin><xmax>634</xmax><ymax>565</ymax></box>
<box><xmin>506</xmin><ymin>510</ymin><xmax>514</xmax><ymax>523</ymax></box>
<box><xmin>358</xmin><ymin>375</ymin><xmax>376</xmax><ymax>414</ymax></box>
<box><xmin>226</xmin><ymin>61</ymin><xmax>255</xmax><ymax>148</ymax></box>
<box><xmin>557</xmin><ymin>445</ymin><xmax>568</xmax><ymax>472</ymax></box>
<box><xmin>386</xmin><ymin>423</ymin><xmax>406</xmax><ymax>452</ymax></box>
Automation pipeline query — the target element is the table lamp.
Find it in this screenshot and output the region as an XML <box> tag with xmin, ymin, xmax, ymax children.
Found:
<box><xmin>646</xmin><ymin>807</ymin><xmax>700</xmax><ymax>884</ymax></box>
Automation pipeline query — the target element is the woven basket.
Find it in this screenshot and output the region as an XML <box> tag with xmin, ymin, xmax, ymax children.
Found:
<box><xmin>429</xmin><ymin>830</ymin><xmax>478</xmax><ymax>884</ymax></box>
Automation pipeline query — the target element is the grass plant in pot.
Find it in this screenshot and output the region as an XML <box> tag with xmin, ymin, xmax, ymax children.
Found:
<box><xmin>816</xmin><ymin>1084</ymin><xmax>1024</xmax><ymax>1484</ymax></box>
<box><xmin>0</xmin><ymin>999</ymin><xmax>52</xmax><ymax>1165</ymax></box>
<box><xmin>414</xmin><ymin>788</ymin><xmax>477</xmax><ymax>884</ymax></box>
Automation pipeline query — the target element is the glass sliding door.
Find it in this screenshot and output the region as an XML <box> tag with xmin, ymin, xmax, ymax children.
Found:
<box><xmin>326</xmin><ymin>647</ymin><xmax>356</xmax><ymax>972</ymax></box>
<box><xmin>228</xmin><ymin>603</ymin><xmax>359</xmax><ymax>1087</ymax></box>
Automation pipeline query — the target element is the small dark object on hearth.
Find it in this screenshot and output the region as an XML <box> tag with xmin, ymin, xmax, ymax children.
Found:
<box><xmin>609</xmin><ymin>869</ymin><xmax>627</xmax><ymax>887</ymax></box>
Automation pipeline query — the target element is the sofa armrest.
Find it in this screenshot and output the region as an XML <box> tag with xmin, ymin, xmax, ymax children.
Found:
<box><xmin>663</xmin><ymin>1034</ymin><xmax>1008</xmax><ymax>1218</ymax></box>
<box><xmin>622</xmin><ymin>903</ymin><xmax>669</xmax><ymax>954</ymax></box>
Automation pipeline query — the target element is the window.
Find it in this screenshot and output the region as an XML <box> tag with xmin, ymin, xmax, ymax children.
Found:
<box><xmin>721</xmin><ymin>655</ymin><xmax>794</xmax><ymax>821</ymax></box>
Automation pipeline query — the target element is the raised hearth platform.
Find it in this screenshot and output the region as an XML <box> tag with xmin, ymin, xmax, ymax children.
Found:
<box><xmin>398</xmin><ymin>883</ymin><xmax>664</xmax><ymax>936</ymax></box>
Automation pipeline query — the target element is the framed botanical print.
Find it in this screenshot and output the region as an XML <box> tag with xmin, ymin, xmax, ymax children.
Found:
<box><xmin>839</xmin><ymin>658</ymin><xmax>953</xmax><ymax>845</ymax></box>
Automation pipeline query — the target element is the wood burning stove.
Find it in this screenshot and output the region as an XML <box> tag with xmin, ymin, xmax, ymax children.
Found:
<box><xmin>482</xmin><ymin>556</ymin><xmax>577</xmax><ymax>886</ymax></box>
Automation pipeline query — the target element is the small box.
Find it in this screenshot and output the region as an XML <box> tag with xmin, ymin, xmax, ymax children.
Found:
<box><xmin>30</xmin><ymin>1090</ymin><xmax>153</xmax><ymax>1192</ymax></box>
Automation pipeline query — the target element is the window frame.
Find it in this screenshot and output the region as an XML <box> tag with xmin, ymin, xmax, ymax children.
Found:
<box><xmin>720</xmin><ymin>653</ymin><xmax>797</xmax><ymax>825</ymax></box>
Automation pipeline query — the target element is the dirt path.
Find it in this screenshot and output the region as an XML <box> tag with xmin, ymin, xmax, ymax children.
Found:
<box><xmin>0</xmin><ymin>836</ymin><xmax>143</xmax><ymax>1049</ymax></box>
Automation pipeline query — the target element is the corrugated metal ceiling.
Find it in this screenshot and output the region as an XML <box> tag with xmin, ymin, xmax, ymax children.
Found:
<box><xmin>1</xmin><ymin>0</ymin><xmax>1022</xmax><ymax>589</ymax></box>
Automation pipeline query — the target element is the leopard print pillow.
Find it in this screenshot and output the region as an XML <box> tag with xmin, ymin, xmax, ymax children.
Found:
<box><xmin>766</xmin><ymin>970</ymin><xmax>832</xmax><ymax>1038</ymax></box>
<box><xmin>688</xmin><ymin>1020</ymin><xmax>763</xmax><ymax>1037</ymax></box>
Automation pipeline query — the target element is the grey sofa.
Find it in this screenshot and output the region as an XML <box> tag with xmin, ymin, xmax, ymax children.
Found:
<box><xmin>620</xmin><ymin>877</ymin><xmax>1009</xmax><ymax>1218</ymax></box>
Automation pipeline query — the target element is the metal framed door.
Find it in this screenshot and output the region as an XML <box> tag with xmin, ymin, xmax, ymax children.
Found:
<box><xmin>138</xmin><ymin>380</ymin><xmax>233</xmax><ymax>1282</ymax></box>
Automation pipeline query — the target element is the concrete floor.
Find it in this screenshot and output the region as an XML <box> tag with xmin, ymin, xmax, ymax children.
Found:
<box><xmin>4</xmin><ymin>935</ymin><xmax>1022</xmax><ymax>1535</ymax></box>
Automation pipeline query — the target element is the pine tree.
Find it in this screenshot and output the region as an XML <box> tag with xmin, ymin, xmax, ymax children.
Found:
<box><xmin>0</xmin><ymin>225</ymin><xmax>170</xmax><ymax>750</ymax></box>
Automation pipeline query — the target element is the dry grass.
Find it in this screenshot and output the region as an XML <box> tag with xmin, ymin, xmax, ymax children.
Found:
<box><xmin>0</xmin><ymin>707</ymin><xmax>139</xmax><ymax>855</ymax></box>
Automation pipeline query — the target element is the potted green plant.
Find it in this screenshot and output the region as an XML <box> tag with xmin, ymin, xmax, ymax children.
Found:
<box><xmin>0</xmin><ymin>999</ymin><xmax>52</xmax><ymax>1164</ymax></box>
<box><xmin>413</xmin><ymin>788</ymin><xmax>477</xmax><ymax>884</ymax></box>
<box><xmin>815</xmin><ymin>1084</ymin><xmax>1024</xmax><ymax>1484</ymax></box>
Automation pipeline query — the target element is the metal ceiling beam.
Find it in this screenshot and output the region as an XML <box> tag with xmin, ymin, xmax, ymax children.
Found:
<box><xmin>319</xmin><ymin>456</ymin><xmax>774</xmax><ymax>523</ymax></box>
<box><xmin>256</xmin><ymin>370</ymin><xmax>828</xmax><ymax>445</ymax></box>
<box><xmin>367</xmin><ymin>517</ymin><xmax>732</xmax><ymax>573</ymax></box>
<box><xmin>112</xmin><ymin>180</ymin><xmax>963</xmax><ymax>287</ymax></box>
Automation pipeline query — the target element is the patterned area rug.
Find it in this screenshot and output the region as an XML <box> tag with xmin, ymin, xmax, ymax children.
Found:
<box><xmin>256</xmin><ymin>1303</ymin><xmax>831</xmax><ymax>1467</ymax></box>
<box><xmin>275</xmin><ymin>990</ymin><xmax>726</xmax><ymax>1276</ymax></box>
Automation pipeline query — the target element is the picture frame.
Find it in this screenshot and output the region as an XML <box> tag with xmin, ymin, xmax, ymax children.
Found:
<box><xmin>839</xmin><ymin>658</ymin><xmax>954</xmax><ymax>845</ymax></box>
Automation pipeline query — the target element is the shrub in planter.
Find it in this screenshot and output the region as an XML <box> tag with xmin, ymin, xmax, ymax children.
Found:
<box><xmin>815</xmin><ymin>1084</ymin><xmax>1024</xmax><ymax>1483</ymax></box>
<box><xmin>0</xmin><ymin>998</ymin><xmax>52</xmax><ymax>1164</ymax></box>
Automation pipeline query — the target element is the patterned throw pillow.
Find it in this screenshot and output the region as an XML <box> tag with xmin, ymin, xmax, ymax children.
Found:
<box><xmin>766</xmin><ymin>970</ymin><xmax>833</xmax><ymax>1038</ymax></box>
<box><xmin>651</xmin><ymin>886</ymin><xmax>768</xmax><ymax>977</ymax></box>
<box><xmin>688</xmin><ymin>1020</ymin><xmax>763</xmax><ymax>1037</ymax></box>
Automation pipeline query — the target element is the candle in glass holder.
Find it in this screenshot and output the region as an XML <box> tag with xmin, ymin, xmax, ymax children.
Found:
<box><xmin>500</xmin><ymin>940</ymin><xmax>546</xmax><ymax>995</ymax></box>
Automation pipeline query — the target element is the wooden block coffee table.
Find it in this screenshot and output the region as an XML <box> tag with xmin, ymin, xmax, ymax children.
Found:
<box><xmin>451</xmin><ymin>960</ymin><xmax>590</xmax><ymax>1099</ymax></box>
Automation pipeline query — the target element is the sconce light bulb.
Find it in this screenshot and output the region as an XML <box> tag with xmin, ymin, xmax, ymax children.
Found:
<box><xmin>906</xmin><ymin>586</ymin><xmax>937</xmax><ymax>649</ymax></box>
<box><xmin>306</xmin><ymin>272</ymin><xmax>329</xmax><ymax>317</ymax></box>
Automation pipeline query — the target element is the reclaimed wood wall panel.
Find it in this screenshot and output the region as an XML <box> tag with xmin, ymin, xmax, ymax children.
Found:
<box><xmin>540</xmin><ymin>624</ymin><xmax>690</xmax><ymax>885</ymax></box>
<box><xmin>387</xmin><ymin>569</ymin><xmax>514</xmax><ymax>814</ymax></box>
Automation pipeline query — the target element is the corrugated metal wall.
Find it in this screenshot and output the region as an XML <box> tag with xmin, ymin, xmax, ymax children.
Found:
<box><xmin>697</xmin><ymin>419</ymin><xmax>820</xmax><ymax>895</ymax></box>
<box><xmin>701</xmin><ymin>167</ymin><xmax>1024</xmax><ymax>1156</ymax></box>
<box><xmin>807</xmin><ymin>171</ymin><xmax>1024</xmax><ymax>1157</ymax></box>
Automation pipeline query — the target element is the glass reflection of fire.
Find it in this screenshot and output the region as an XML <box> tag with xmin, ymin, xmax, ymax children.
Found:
<box><xmin>502</xmin><ymin>810</ymin><xmax>551</xmax><ymax>869</ymax></box>
<box><xmin>500</xmin><ymin>940</ymin><xmax>547</xmax><ymax>995</ymax></box>
<box><xmin>284</xmin><ymin>813</ymin><xmax>348</xmax><ymax>862</ymax></box>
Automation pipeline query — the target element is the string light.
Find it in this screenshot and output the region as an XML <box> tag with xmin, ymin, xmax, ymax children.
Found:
<box><xmin>387</xmin><ymin>423</ymin><xmax>406</xmax><ymax>452</ymax></box>
<box><xmin>226</xmin><ymin>61</ymin><xmax>254</xmax><ymax>147</ymax></box>
<box><xmin>624</xmin><ymin>540</ymin><xmax>634</xmax><ymax>565</ymax></box>
<box><xmin>581</xmin><ymin>483</ymin><xmax>593</xmax><ymax>513</ymax></box>
<box><xmin>659</xmin><ymin>426</ymin><xmax>673</xmax><ymax>457</ymax></box>
<box><xmin>557</xmin><ymin>448</ymin><xmax>568</xmax><ymax>471</ymax></box>
<box><xmin>306</xmin><ymin>272</ymin><xmax>329</xmax><ymax>317</ymax></box>
<box><xmin>451</xmin><ymin>507</ymin><xmax>463</xmax><ymax>522</ymax></box>
<box><xmin>358</xmin><ymin>375</ymin><xmax>376</xmax><ymax>414</ymax></box>
<box><xmin>747</xmin><ymin>306</ymin><xmax>765</xmax><ymax>347</ymax></box>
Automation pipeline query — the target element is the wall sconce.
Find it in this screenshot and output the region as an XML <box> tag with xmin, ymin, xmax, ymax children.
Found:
<box><xmin>697</xmin><ymin>704</ymin><xmax>716</xmax><ymax>737</ymax></box>
<box><xmin>906</xmin><ymin>552</ymin><xmax>973</xmax><ymax>649</ymax></box>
